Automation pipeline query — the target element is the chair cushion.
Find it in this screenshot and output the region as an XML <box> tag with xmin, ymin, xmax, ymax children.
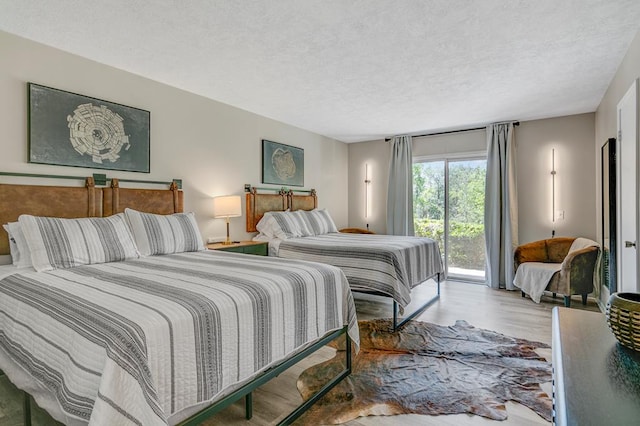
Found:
<box><xmin>516</xmin><ymin>239</ymin><xmax>548</xmax><ymax>263</ymax></box>
<box><xmin>546</xmin><ymin>237</ymin><xmax>575</xmax><ymax>263</ymax></box>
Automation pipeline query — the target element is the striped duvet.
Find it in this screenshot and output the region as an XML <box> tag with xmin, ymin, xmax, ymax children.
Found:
<box><xmin>0</xmin><ymin>251</ymin><xmax>359</xmax><ymax>426</ymax></box>
<box><xmin>276</xmin><ymin>233</ymin><xmax>444</xmax><ymax>307</ymax></box>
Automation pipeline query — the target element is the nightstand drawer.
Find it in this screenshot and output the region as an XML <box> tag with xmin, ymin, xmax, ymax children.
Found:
<box><xmin>242</xmin><ymin>243</ymin><xmax>268</xmax><ymax>256</ymax></box>
<box><xmin>207</xmin><ymin>241</ymin><xmax>268</xmax><ymax>256</ymax></box>
<box><xmin>217</xmin><ymin>246</ymin><xmax>245</xmax><ymax>254</ymax></box>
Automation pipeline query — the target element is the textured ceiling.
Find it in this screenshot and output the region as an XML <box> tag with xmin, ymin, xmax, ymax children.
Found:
<box><xmin>1</xmin><ymin>1</ymin><xmax>640</xmax><ymax>143</ymax></box>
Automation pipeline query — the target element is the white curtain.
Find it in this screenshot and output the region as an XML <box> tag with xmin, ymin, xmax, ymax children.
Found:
<box><xmin>387</xmin><ymin>135</ymin><xmax>414</xmax><ymax>236</ymax></box>
<box><xmin>484</xmin><ymin>123</ymin><xmax>518</xmax><ymax>289</ymax></box>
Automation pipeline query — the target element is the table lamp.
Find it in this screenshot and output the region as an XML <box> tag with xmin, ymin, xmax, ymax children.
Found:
<box><xmin>213</xmin><ymin>195</ymin><xmax>242</xmax><ymax>245</ymax></box>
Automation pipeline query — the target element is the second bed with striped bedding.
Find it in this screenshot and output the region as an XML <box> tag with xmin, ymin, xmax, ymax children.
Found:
<box><xmin>276</xmin><ymin>233</ymin><xmax>444</xmax><ymax>307</ymax></box>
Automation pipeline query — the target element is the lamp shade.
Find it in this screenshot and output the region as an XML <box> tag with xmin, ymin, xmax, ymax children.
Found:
<box><xmin>213</xmin><ymin>195</ymin><xmax>242</xmax><ymax>218</ymax></box>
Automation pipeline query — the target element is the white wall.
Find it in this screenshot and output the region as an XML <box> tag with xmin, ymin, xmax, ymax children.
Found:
<box><xmin>347</xmin><ymin>139</ymin><xmax>388</xmax><ymax>233</ymax></box>
<box><xmin>516</xmin><ymin>114</ymin><xmax>596</xmax><ymax>243</ymax></box>
<box><xmin>594</xmin><ymin>27</ymin><xmax>640</xmax><ymax>303</ymax></box>
<box><xmin>348</xmin><ymin>114</ymin><xmax>596</xmax><ymax>244</ymax></box>
<box><xmin>594</xmin><ymin>27</ymin><xmax>640</xmax><ymax>242</ymax></box>
<box><xmin>595</xmin><ymin>29</ymin><xmax>640</xmax><ymax>159</ymax></box>
<box><xmin>0</xmin><ymin>31</ymin><xmax>348</xmax><ymax>250</ymax></box>
<box><xmin>413</xmin><ymin>129</ymin><xmax>486</xmax><ymax>158</ymax></box>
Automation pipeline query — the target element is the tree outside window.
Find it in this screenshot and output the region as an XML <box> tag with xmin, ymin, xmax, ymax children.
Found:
<box><xmin>413</xmin><ymin>160</ymin><xmax>486</xmax><ymax>276</ymax></box>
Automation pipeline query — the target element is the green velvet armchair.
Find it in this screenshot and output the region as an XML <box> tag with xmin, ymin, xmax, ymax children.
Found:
<box><xmin>514</xmin><ymin>237</ymin><xmax>600</xmax><ymax>307</ymax></box>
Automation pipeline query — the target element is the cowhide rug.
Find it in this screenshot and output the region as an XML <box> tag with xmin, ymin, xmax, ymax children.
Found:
<box><xmin>297</xmin><ymin>319</ymin><xmax>552</xmax><ymax>424</ymax></box>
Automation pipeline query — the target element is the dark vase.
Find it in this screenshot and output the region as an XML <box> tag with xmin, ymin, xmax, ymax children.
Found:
<box><xmin>606</xmin><ymin>292</ymin><xmax>640</xmax><ymax>352</ymax></box>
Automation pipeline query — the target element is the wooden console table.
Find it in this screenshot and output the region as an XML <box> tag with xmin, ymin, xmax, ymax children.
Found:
<box><xmin>552</xmin><ymin>307</ymin><xmax>640</xmax><ymax>425</ymax></box>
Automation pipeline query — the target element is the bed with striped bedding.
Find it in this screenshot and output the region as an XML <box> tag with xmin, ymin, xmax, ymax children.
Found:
<box><xmin>275</xmin><ymin>233</ymin><xmax>444</xmax><ymax>308</ymax></box>
<box><xmin>0</xmin><ymin>250</ymin><xmax>359</xmax><ymax>426</ymax></box>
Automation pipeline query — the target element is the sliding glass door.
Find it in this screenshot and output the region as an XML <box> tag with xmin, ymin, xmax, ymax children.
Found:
<box><xmin>413</xmin><ymin>157</ymin><xmax>487</xmax><ymax>282</ymax></box>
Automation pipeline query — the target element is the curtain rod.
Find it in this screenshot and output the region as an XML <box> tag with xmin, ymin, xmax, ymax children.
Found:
<box><xmin>385</xmin><ymin>121</ymin><xmax>520</xmax><ymax>142</ymax></box>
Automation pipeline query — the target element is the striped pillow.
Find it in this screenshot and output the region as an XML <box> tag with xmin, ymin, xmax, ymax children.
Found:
<box><xmin>304</xmin><ymin>209</ymin><xmax>338</xmax><ymax>235</ymax></box>
<box><xmin>259</xmin><ymin>211</ymin><xmax>312</xmax><ymax>239</ymax></box>
<box><xmin>125</xmin><ymin>208</ymin><xmax>205</xmax><ymax>256</ymax></box>
<box><xmin>18</xmin><ymin>214</ymin><xmax>140</xmax><ymax>272</ymax></box>
<box><xmin>292</xmin><ymin>210</ymin><xmax>315</xmax><ymax>237</ymax></box>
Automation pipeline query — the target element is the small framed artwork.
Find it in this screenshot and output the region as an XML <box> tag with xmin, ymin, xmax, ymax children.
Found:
<box><xmin>28</xmin><ymin>83</ymin><xmax>151</xmax><ymax>173</ymax></box>
<box><xmin>262</xmin><ymin>139</ymin><xmax>304</xmax><ymax>187</ymax></box>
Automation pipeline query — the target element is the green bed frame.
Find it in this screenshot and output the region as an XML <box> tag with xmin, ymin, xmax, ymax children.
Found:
<box><xmin>16</xmin><ymin>326</ymin><xmax>351</xmax><ymax>426</ymax></box>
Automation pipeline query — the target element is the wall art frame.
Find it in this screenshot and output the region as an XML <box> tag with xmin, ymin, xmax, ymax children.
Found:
<box><xmin>262</xmin><ymin>139</ymin><xmax>304</xmax><ymax>187</ymax></box>
<box><xmin>28</xmin><ymin>82</ymin><xmax>151</xmax><ymax>173</ymax></box>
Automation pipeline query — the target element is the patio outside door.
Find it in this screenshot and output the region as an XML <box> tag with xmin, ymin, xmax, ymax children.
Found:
<box><xmin>413</xmin><ymin>157</ymin><xmax>486</xmax><ymax>282</ymax></box>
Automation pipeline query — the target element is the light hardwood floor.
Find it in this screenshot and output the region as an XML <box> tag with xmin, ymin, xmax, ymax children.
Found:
<box><xmin>0</xmin><ymin>280</ymin><xmax>602</xmax><ymax>426</ymax></box>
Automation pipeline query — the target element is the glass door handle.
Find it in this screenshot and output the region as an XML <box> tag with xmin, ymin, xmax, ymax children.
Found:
<box><xmin>625</xmin><ymin>241</ymin><xmax>636</xmax><ymax>248</ymax></box>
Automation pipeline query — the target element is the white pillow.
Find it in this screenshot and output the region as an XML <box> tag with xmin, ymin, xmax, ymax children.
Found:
<box><xmin>3</xmin><ymin>222</ymin><xmax>33</xmax><ymax>268</ymax></box>
<box><xmin>304</xmin><ymin>209</ymin><xmax>338</xmax><ymax>235</ymax></box>
<box><xmin>256</xmin><ymin>213</ymin><xmax>280</xmax><ymax>239</ymax></box>
<box><xmin>3</xmin><ymin>223</ymin><xmax>20</xmax><ymax>265</ymax></box>
<box><xmin>124</xmin><ymin>208</ymin><xmax>205</xmax><ymax>256</ymax></box>
<box><xmin>18</xmin><ymin>214</ymin><xmax>140</xmax><ymax>272</ymax></box>
<box><xmin>252</xmin><ymin>232</ymin><xmax>272</xmax><ymax>242</ymax></box>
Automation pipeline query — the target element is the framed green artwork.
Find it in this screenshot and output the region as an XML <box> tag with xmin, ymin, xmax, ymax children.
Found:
<box><xmin>28</xmin><ymin>83</ymin><xmax>150</xmax><ymax>173</ymax></box>
<box><xmin>262</xmin><ymin>139</ymin><xmax>304</xmax><ymax>187</ymax></box>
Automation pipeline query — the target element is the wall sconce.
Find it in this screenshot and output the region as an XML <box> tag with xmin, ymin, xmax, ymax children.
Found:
<box><xmin>213</xmin><ymin>195</ymin><xmax>242</xmax><ymax>245</ymax></box>
<box><xmin>364</xmin><ymin>163</ymin><xmax>372</xmax><ymax>222</ymax></box>
<box><xmin>551</xmin><ymin>148</ymin><xmax>556</xmax><ymax>223</ymax></box>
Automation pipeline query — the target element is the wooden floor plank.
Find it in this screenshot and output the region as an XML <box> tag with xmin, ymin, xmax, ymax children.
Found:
<box><xmin>0</xmin><ymin>280</ymin><xmax>601</xmax><ymax>425</ymax></box>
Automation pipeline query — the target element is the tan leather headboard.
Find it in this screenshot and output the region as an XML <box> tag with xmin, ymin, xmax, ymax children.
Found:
<box><xmin>0</xmin><ymin>177</ymin><xmax>102</xmax><ymax>255</ymax></box>
<box><xmin>0</xmin><ymin>177</ymin><xmax>183</xmax><ymax>256</ymax></box>
<box><xmin>103</xmin><ymin>179</ymin><xmax>183</xmax><ymax>216</ymax></box>
<box><xmin>245</xmin><ymin>186</ymin><xmax>317</xmax><ymax>232</ymax></box>
<box><xmin>245</xmin><ymin>187</ymin><xmax>288</xmax><ymax>232</ymax></box>
<box><xmin>288</xmin><ymin>189</ymin><xmax>317</xmax><ymax>212</ymax></box>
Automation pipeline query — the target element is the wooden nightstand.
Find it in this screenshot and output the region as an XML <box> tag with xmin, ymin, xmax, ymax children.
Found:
<box><xmin>207</xmin><ymin>240</ymin><xmax>268</xmax><ymax>256</ymax></box>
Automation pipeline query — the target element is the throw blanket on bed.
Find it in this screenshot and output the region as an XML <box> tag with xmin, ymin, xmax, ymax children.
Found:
<box><xmin>277</xmin><ymin>233</ymin><xmax>444</xmax><ymax>307</ymax></box>
<box><xmin>513</xmin><ymin>237</ymin><xmax>599</xmax><ymax>303</ymax></box>
<box><xmin>0</xmin><ymin>251</ymin><xmax>359</xmax><ymax>426</ymax></box>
